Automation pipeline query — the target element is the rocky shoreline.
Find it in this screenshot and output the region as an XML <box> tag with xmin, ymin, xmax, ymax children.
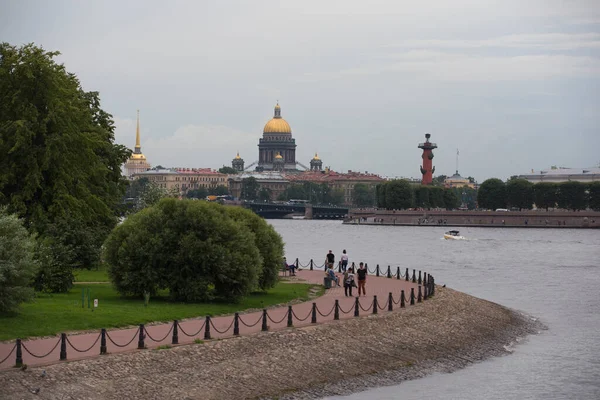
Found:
<box><xmin>0</xmin><ymin>287</ymin><xmax>544</xmax><ymax>400</ymax></box>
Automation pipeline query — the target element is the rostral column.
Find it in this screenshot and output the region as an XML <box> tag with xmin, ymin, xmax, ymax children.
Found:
<box><xmin>418</xmin><ymin>133</ymin><xmax>437</xmax><ymax>185</ymax></box>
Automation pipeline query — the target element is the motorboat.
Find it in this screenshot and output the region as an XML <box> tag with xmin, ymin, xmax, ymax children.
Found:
<box><xmin>444</xmin><ymin>230</ymin><xmax>465</xmax><ymax>240</ymax></box>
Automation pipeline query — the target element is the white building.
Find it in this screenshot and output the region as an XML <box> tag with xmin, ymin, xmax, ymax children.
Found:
<box><xmin>517</xmin><ymin>167</ymin><xmax>600</xmax><ymax>184</ymax></box>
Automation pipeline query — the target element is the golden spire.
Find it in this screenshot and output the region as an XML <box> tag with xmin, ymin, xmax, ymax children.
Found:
<box><xmin>235</xmin><ymin>151</ymin><xmax>241</xmax><ymax>159</ymax></box>
<box><xmin>135</xmin><ymin>109</ymin><xmax>141</xmax><ymax>152</ymax></box>
<box><xmin>274</xmin><ymin>101</ymin><xmax>281</xmax><ymax>118</ymax></box>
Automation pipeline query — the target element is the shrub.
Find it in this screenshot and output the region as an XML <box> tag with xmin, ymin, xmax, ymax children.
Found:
<box><xmin>103</xmin><ymin>198</ymin><xmax>263</xmax><ymax>302</ymax></box>
<box><xmin>0</xmin><ymin>211</ymin><xmax>39</xmax><ymax>314</ymax></box>
<box><xmin>31</xmin><ymin>238</ymin><xmax>76</xmax><ymax>293</ymax></box>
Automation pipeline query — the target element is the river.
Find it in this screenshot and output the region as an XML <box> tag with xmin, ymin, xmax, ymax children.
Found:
<box><xmin>268</xmin><ymin>220</ymin><xmax>600</xmax><ymax>400</ymax></box>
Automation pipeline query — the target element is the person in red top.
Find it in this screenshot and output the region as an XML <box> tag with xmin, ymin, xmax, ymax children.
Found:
<box><xmin>356</xmin><ymin>262</ymin><xmax>367</xmax><ymax>296</ymax></box>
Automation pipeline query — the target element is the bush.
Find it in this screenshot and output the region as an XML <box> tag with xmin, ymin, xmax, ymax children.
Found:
<box><xmin>477</xmin><ymin>178</ymin><xmax>506</xmax><ymax>210</ymax></box>
<box><xmin>0</xmin><ymin>211</ymin><xmax>39</xmax><ymax>314</ymax></box>
<box><xmin>32</xmin><ymin>238</ymin><xmax>76</xmax><ymax>293</ymax></box>
<box><xmin>103</xmin><ymin>198</ymin><xmax>264</xmax><ymax>302</ymax></box>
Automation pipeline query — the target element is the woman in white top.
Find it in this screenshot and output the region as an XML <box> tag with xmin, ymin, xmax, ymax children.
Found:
<box><xmin>340</xmin><ymin>249</ymin><xmax>349</xmax><ymax>272</ymax></box>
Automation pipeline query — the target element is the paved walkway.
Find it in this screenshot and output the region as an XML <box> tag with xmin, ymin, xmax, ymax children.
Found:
<box><xmin>0</xmin><ymin>270</ymin><xmax>423</xmax><ymax>370</ymax></box>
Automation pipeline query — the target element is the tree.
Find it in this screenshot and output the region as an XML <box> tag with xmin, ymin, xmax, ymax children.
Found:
<box><xmin>443</xmin><ymin>189</ymin><xmax>459</xmax><ymax>210</ymax></box>
<box><xmin>241</xmin><ymin>177</ymin><xmax>260</xmax><ymax>201</ymax></box>
<box><xmin>218</xmin><ymin>166</ymin><xmax>238</xmax><ymax>174</ymax></box>
<box><xmin>429</xmin><ymin>186</ymin><xmax>445</xmax><ymax>208</ymax></box>
<box><xmin>414</xmin><ymin>186</ymin><xmax>431</xmax><ymax>208</ymax></box>
<box><xmin>506</xmin><ymin>179</ymin><xmax>534</xmax><ymax>210</ymax></box>
<box><xmin>431</xmin><ymin>175</ymin><xmax>447</xmax><ymax>186</ymax></box>
<box><xmin>328</xmin><ymin>188</ymin><xmax>345</xmax><ymax>205</ymax></box>
<box><xmin>453</xmin><ymin>187</ymin><xmax>477</xmax><ymax>210</ymax></box>
<box><xmin>0</xmin><ymin>43</ymin><xmax>130</xmax><ymax>271</ymax></box>
<box><xmin>0</xmin><ymin>210</ymin><xmax>38</xmax><ymax>313</ymax></box>
<box><xmin>353</xmin><ymin>184</ymin><xmax>375</xmax><ymax>207</ymax></box>
<box><xmin>588</xmin><ymin>182</ymin><xmax>600</xmax><ymax>211</ymax></box>
<box><xmin>533</xmin><ymin>183</ymin><xmax>558</xmax><ymax>210</ymax></box>
<box><xmin>557</xmin><ymin>181</ymin><xmax>587</xmax><ymax>211</ymax></box>
<box><xmin>376</xmin><ymin>184</ymin><xmax>387</xmax><ymax>208</ymax></box>
<box><xmin>258</xmin><ymin>187</ymin><xmax>272</xmax><ymax>202</ymax></box>
<box><xmin>104</xmin><ymin>199</ymin><xmax>263</xmax><ymax>302</ymax></box>
<box><xmin>477</xmin><ymin>179</ymin><xmax>507</xmax><ymax>210</ymax></box>
<box><xmin>384</xmin><ymin>180</ymin><xmax>414</xmax><ymax>209</ymax></box>
<box><xmin>186</xmin><ymin>187</ymin><xmax>209</xmax><ymax>200</ymax></box>
<box><xmin>208</xmin><ymin>185</ymin><xmax>229</xmax><ymax>196</ymax></box>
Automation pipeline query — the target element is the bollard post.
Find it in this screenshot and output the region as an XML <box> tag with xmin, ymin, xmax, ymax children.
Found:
<box><xmin>338</xmin><ymin>262</ymin><xmax>342</xmax><ymax>273</ymax></box>
<box><xmin>172</xmin><ymin>320</ymin><xmax>179</xmax><ymax>344</ymax></box>
<box><xmin>405</xmin><ymin>268</ymin><xmax>409</xmax><ymax>281</ymax></box>
<box><xmin>138</xmin><ymin>324</ymin><xmax>145</xmax><ymax>349</ymax></box>
<box><xmin>204</xmin><ymin>317</ymin><xmax>211</xmax><ymax>340</ymax></box>
<box><xmin>396</xmin><ymin>267</ymin><xmax>400</xmax><ymax>280</ymax></box>
<box><xmin>334</xmin><ymin>300</ymin><xmax>340</xmax><ymax>320</ymax></box>
<box><xmin>15</xmin><ymin>339</ymin><xmax>23</xmax><ymax>367</ymax></box>
<box><xmin>418</xmin><ymin>270</ymin><xmax>422</xmax><ymax>285</ymax></box>
<box><xmin>410</xmin><ymin>288</ymin><xmax>415</xmax><ymax>305</ymax></box>
<box><xmin>424</xmin><ymin>284</ymin><xmax>428</xmax><ymax>300</ymax></box>
<box><xmin>412</xmin><ymin>269</ymin><xmax>416</xmax><ymax>283</ymax></box>
<box><xmin>418</xmin><ymin>286</ymin><xmax>422</xmax><ymax>303</ymax></box>
<box><xmin>262</xmin><ymin>309</ymin><xmax>268</xmax><ymax>331</ymax></box>
<box><xmin>388</xmin><ymin>292</ymin><xmax>393</xmax><ymax>311</ymax></box>
<box><xmin>295</xmin><ymin>258</ymin><xmax>299</xmax><ymax>270</ymax></box>
<box><xmin>88</xmin><ymin>288</ymin><xmax>91</xmax><ymax>309</ymax></box>
<box><xmin>60</xmin><ymin>333</ymin><xmax>67</xmax><ymax>360</ymax></box>
<box><xmin>354</xmin><ymin>297</ymin><xmax>360</xmax><ymax>317</ymax></box>
<box><xmin>311</xmin><ymin>303</ymin><xmax>317</xmax><ymax>324</ymax></box>
<box><xmin>100</xmin><ymin>329</ymin><xmax>107</xmax><ymax>354</ymax></box>
<box><xmin>287</xmin><ymin>306</ymin><xmax>293</xmax><ymax>327</ymax></box>
<box><xmin>387</xmin><ymin>265</ymin><xmax>391</xmax><ymax>278</ymax></box>
<box><xmin>432</xmin><ymin>276</ymin><xmax>435</xmax><ymax>295</ymax></box>
<box><xmin>423</xmin><ymin>272</ymin><xmax>427</xmax><ymax>286</ymax></box>
<box><xmin>351</xmin><ymin>262</ymin><xmax>355</xmax><ymax>271</ymax></box>
<box><xmin>400</xmin><ymin>290</ymin><xmax>406</xmax><ymax>308</ymax></box>
<box><xmin>372</xmin><ymin>295</ymin><xmax>378</xmax><ymax>314</ymax></box>
<box><xmin>310</xmin><ymin>259</ymin><xmax>313</xmax><ymax>271</ymax></box>
<box><xmin>233</xmin><ymin>313</ymin><xmax>240</xmax><ymax>335</ymax></box>
<box><xmin>376</xmin><ymin>264</ymin><xmax>380</xmax><ymax>277</ymax></box>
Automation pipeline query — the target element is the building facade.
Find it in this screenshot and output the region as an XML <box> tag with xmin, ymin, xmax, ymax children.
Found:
<box><xmin>444</xmin><ymin>171</ymin><xmax>476</xmax><ymax>189</ymax></box>
<box><xmin>517</xmin><ymin>167</ymin><xmax>600</xmax><ymax>183</ymax></box>
<box><xmin>232</xmin><ymin>152</ymin><xmax>245</xmax><ymax>172</ymax></box>
<box><xmin>124</xmin><ymin>110</ymin><xmax>151</xmax><ymax>177</ymax></box>
<box><xmin>256</xmin><ymin>103</ymin><xmax>297</xmax><ymax>172</ymax></box>
<box><xmin>133</xmin><ymin>168</ymin><xmax>228</xmax><ymax>194</ymax></box>
<box><xmin>228</xmin><ymin>172</ymin><xmax>289</xmax><ymax>200</ymax></box>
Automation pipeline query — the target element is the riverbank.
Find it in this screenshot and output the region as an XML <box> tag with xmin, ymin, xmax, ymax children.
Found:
<box><xmin>0</xmin><ymin>286</ymin><xmax>543</xmax><ymax>400</ymax></box>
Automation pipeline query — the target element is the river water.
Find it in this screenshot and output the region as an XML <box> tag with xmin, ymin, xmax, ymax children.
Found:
<box><xmin>268</xmin><ymin>220</ymin><xmax>600</xmax><ymax>400</ymax></box>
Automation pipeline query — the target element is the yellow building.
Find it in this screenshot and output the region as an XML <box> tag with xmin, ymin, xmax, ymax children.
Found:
<box><xmin>444</xmin><ymin>171</ymin><xmax>476</xmax><ymax>189</ymax></box>
<box><xmin>133</xmin><ymin>168</ymin><xmax>228</xmax><ymax>195</ymax></box>
<box><xmin>124</xmin><ymin>110</ymin><xmax>151</xmax><ymax>177</ymax></box>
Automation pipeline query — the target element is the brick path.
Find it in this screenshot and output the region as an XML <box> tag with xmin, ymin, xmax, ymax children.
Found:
<box><xmin>0</xmin><ymin>270</ymin><xmax>422</xmax><ymax>370</ymax></box>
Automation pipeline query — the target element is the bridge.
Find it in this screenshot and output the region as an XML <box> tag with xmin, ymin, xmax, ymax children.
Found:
<box><xmin>242</xmin><ymin>202</ymin><xmax>349</xmax><ymax>220</ymax></box>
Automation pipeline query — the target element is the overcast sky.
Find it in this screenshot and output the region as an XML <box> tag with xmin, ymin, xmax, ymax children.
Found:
<box><xmin>2</xmin><ymin>0</ymin><xmax>599</xmax><ymax>181</ymax></box>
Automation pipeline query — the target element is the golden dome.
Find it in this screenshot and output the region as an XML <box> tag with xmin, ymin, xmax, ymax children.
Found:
<box><xmin>130</xmin><ymin>153</ymin><xmax>147</xmax><ymax>161</ymax></box>
<box><xmin>235</xmin><ymin>152</ymin><xmax>241</xmax><ymax>159</ymax></box>
<box><xmin>275</xmin><ymin>152</ymin><xmax>283</xmax><ymax>160</ymax></box>
<box><xmin>313</xmin><ymin>152</ymin><xmax>320</xmax><ymax>160</ymax></box>
<box><xmin>263</xmin><ymin>102</ymin><xmax>292</xmax><ymax>134</ymax></box>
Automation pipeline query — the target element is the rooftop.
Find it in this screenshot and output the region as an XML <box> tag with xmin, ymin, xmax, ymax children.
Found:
<box><xmin>520</xmin><ymin>167</ymin><xmax>600</xmax><ymax>176</ymax></box>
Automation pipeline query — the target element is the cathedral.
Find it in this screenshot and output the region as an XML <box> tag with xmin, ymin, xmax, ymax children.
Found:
<box><xmin>256</xmin><ymin>103</ymin><xmax>297</xmax><ymax>172</ymax></box>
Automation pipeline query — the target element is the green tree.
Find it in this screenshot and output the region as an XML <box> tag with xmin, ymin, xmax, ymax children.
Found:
<box><xmin>104</xmin><ymin>199</ymin><xmax>262</xmax><ymax>302</ymax></box>
<box><xmin>0</xmin><ymin>210</ymin><xmax>38</xmax><ymax>313</ymax></box>
<box><xmin>0</xmin><ymin>43</ymin><xmax>130</xmax><ymax>271</ymax></box>
<box><xmin>327</xmin><ymin>188</ymin><xmax>345</xmax><ymax>205</ymax></box>
<box><xmin>429</xmin><ymin>186</ymin><xmax>445</xmax><ymax>208</ymax></box>
<box><xmin>241</xmin><ymin>177</ymin><xmax>260</xmax><ymax>201</ymax></box>
<box><xmin>506</xmin><ymin>179</ymin><xmax>534</xmax><ymax>210</ymax></box>
<box><xmin>258</xmin><ymin>187</ymin><xmax>272</xmax><ymax>202</ymax></box>
<box><xmin>431</xmin><ymin>175</ymin><xmax>447</xmax><ymax>186</ymax></box>
<box><xmin>218</xmin><ymin>166</ymin><xmax>238</xmax><ymax>174</ymax></box>
<box><xmin>385</xmin><ymin>180</ymin><xmax>414</xmax><ymax>209</ymax></box>
<box><xmin>557</xmin><ymin>181</ymin><xmax>587</xmax><ymax>211</ymax></box>
<box><xmin>443</xmin><ymin>189</ymin><xmax>459</xmax><ymax>210</ymax></box>
<box><xmin>588</xmin><ymin>182</ymin><xmax>600</xmax><ymax>211</ymax></box>
<box><xmin>353</xmin><ymin>183</ymin><xmax>375</xmax><ymax>207</ymax></box>
<box><xmin>138</xmin><ymin>182</ymin><xmax>169</xmax><ymax>210</ymax></box>
<box><xmin>208</xmin><ymin>185</ymin><xmax>230</xmax><ymax>196</ymax></box>
<box><xmin>376</xmin><ymin>184</ymin><xmax>387</xmax><ymax>208</ymax></box>
<box><xmin>186</xmin><ymin>187</ymin><xmax>209</xmax><ymax>199</ymax></box>
<box><xmin>414</xmin><ymin>186</ymin><xmax>431</xmax><ymax>208</ymax></box>
<box><xmin>477</xmin><ymin>178</ymin><xmax>507</xmax><ymax>210</ymax></box>
<box><xmin>533</xmin><ymin>183</ymin><xmax>558</xmax><ymax>210</ymax></box>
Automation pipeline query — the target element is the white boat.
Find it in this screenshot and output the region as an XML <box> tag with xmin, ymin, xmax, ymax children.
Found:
<box><xmin>444</xmin><ymin>230</ymin><xmax>465</xmax><ymax>240</ymax></box>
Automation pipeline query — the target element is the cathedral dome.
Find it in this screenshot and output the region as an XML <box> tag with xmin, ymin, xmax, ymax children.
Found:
<box><xmin>263</xmin><ymin>102</ymin><xmax>292</xmax><ymax>134</ymax></box>
<box><xmin>130</xmin><ymin>153</ymin><xmax>147</xmax><ymax>161</ymax></box>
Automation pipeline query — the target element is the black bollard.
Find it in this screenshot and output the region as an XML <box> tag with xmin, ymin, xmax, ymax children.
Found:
<box><xmin>376</xmin><ymin>264</ymin><xmax>380</xmax><ymax>277</ymax></box>
<box><xmin>100</xmin><ymin>328</ymin><xmax>107</xmax><ymax>354</ymax></box>
<box><xmin>204</xmin><ymin>316</ymin><xmax>211</xmax><ymax>340</ymax></box>
<box><xmin>138</xmin><ymin>324</ymin><xmax>145</xmax><ymax>349</ymax></box>
<box><xmin>354</xmin><ymin>297</ymin><xmax>360</xmax><ymax>317</ymax></box>
<box><xmin>295</xmin><ymin>258</ymin><xmax>299</xmax><ymax>270</ymax></box>
<box><xmin>410</xmin><ymin>288</ymin><xmax>415</xmax><ymax>305</ymax></box>
<box><xmin>387</xmin><ymin>265</ymin><xmax>391</xmax><ymax>278</ymax></box>
<box><xmin>15</xmin><ymin>339</ymin><xmax>23</xmax><ymax>367</ymax></box>
<box><xmin>262</xmin><ymin>309</ymin><xmax>268</xmax><ymax>331</ymax></box>
<box><xmin>424</xmin><ymin>284</ymin><xmax>428</xmax><ymax>300</ymax></box>
<box><xmin>373</xmin><ymin>295</ymin><xmax>378</xmax><ymax>314</ymax></box>
<box><xmin>418</xmin><ymin>286</ymin><xmax>422</xmax><ymax>303</ymax></box>
<box><xmin>396</xmin><ymin>267</ymin><xmax>400</xmax><ymax>280</ymax></box>
<box><xmin>233</xmin><ymin>314</ymin><xmax>240</xmax><ymax>336</ymax></box>
<box><xmin>310</xmin><ymin>259</ymin><xmax>313</xmax><ymax>271</ymax></box>
<box><xmin>287</xmin><ymin>306</ymin><xmax>293</xmax><ymax>327</ymax></box>
<box><xmin>334</xmin><ymin>300</ymin><xmax>340</xmax><ymax>320</ymax></box>
<box><xmin>60</xmin><ymin>333</ymin><xmax>67</xmax><ymax>360</ymax></box>
<box><xmin>400</xmin><ymin>290</ymin><xmax>406</xmax><ymax>308</ymax></box>
<box><xmin>338</xmin><ymin>261</ymin><xmax>342</xmax><ymax>273</ymax></box>
<box><xmin>412</xmin><ymin>269</ymin><xmax>416</xmax><ymax>283</ymax></box>
<box><xmin>311</xmin><ymin>303</ymin><xmax>317</xmax><ymax>324</ymax></box>
<box><xmin>418</xmin><ymin>270</ymin><xmax>422</xmax><ymax>284</ymax></box>
<box><xmin>388</xmin><ymin>292</ymin><xmax>393</xmax><ymax>311</ymax></box>
<box><xmin>423</xmin><ymin>272</ymin><xmax>427</xmax><ymax>286</ymax></box>
<box><xmin>171</xmin><ymin>321</ymin><xmax>179</xmax><ymax>344</ymax></box>
<box><xmin>405</xmin><ymin>267</ymin><xmax>409</xmax><ymax>281</ymax></box>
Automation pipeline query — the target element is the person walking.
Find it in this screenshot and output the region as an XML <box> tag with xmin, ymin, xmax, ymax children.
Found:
<box><xmin>356</xmin><ymin>262</ymin><xmax>367</xmax><ymax>296</ymax></box>
<box><xmin>325</xmin><ymin>250</ymin><xmax>335</xmax><ymax>269</ymax></box>
<box><xmin>344</xmin><ymin>267</ymin><xmax>355</xmax><ymax>297</ymax></box>
<box><xmin>340</xmin><ymin>249</ymin><xmax>349</xmax><ymax>272</ymax></box>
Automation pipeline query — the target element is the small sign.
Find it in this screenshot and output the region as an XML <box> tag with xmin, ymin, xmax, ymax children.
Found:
<box><xmin>94</xmin><ymin>299</ymin><xmax>98</xmax><ymax>308</ymax></box>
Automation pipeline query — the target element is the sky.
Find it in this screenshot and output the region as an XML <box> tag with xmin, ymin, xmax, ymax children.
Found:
<box><xmin>2</xmin><ymin>0</ymin><xmax>599</xmax><ymax>182</ymax></box>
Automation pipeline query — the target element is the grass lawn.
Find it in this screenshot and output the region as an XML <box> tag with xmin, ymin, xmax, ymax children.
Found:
<box><xmin>73</xmin><ymin>265</ymin><xmax>109</xmax><ymax>282</ymax></box>
<box><xmin>0</xmin><ymin>281</ymin><xmax>317</xmax><ymax>341</ymax></box>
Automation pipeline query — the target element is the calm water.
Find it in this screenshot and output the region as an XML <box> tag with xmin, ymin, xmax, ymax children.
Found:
<box><xmin>269</xmin><ymin>220</ymin><xmax>600</xmax><ymax>400</ymax></box>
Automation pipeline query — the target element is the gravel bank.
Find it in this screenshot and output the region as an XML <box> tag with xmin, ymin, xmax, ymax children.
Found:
<box><xmin>0</xmin><ymin>287</ymin><xmax>544</xmax><ymax>400</ymax></box>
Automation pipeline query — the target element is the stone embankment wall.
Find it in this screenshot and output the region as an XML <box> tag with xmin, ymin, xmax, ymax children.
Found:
<box><xmin>0</xmin><ymin>288</ymin><xmax>542</xmax><ymax>400</ymax></box>
<box><xmin>345</xmin><ymin>209</ymin><xmax>600</xmax><ymax>228</ymax></box>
